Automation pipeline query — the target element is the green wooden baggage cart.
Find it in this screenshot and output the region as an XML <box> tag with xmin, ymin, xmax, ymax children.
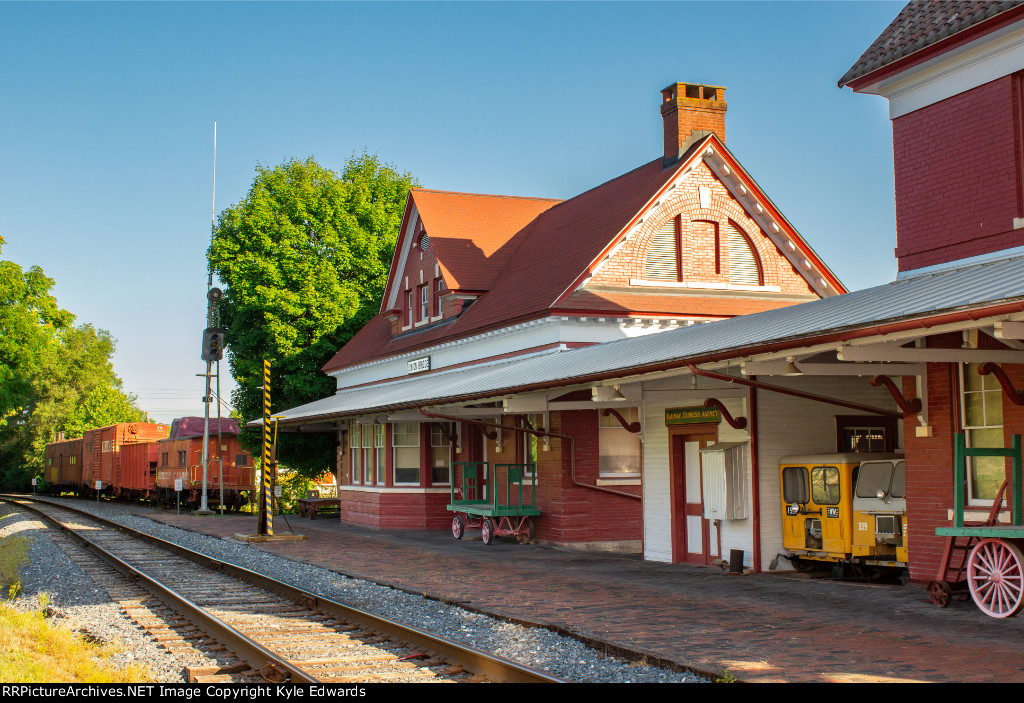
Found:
<box><xmin>447</xmin><ymin>461</ymin><xmax>540</xmax><ymax>545</ymax></box>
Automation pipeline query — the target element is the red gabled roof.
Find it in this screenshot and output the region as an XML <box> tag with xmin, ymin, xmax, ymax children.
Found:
<box><xmin>411</xmin><ymin>189</ymin><xmax>561</xmax><ymax>293</ymax></box>
<box><xmin>324</xmin><ymin>137</ymin><xmax>842</xmax><ymax>375</ymax></box>
<box><xmin>324</xmin><ymin>158</ymin><xmax>682</xmax><ymax>373</ymax></box>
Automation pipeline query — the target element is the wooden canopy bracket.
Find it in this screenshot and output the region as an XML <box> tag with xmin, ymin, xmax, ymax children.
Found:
<box><xmin>870</xmin><ymin>375</ymin><xmax>923</xmax><ymax>415</ymax></box>
<box><xmin>703</xmin><ymin>397</ymin><xmax>747</xmax><ymax>430</ymax></box>
<box><xmin>601</xmin><ymin>408</ymin><xmax>641</xmax><ymax>433</ymax></box>
<box><xmin>979</xmin><ymin>362</ymin><xmax>1024</xmax><ymax>406</ymax></box>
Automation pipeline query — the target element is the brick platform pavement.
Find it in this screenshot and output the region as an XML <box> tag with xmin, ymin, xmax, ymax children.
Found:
<box><xmin>150</xmin><ymin>511</ymin><xmax>1024</xmax><ymax>683</ymax></box>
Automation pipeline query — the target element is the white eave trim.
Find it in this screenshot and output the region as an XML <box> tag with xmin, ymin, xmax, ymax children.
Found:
<box><xmin>871</xmin><ymin>18</ymin><xmax>1024</xmax><ymax>118</ymax></box>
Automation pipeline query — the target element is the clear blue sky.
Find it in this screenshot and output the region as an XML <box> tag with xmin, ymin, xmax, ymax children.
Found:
<box><xmin>0</xmin><ymin>1</ymin><xmax>906</xmax><ymax>422</ymax></box>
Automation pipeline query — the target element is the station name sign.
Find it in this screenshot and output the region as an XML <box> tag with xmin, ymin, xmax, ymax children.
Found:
<box><xmin>407</xmin><ymin>356</ymin><xmax>431</xmax><ymax>374</ymax></box>
<box><xmin>665</xmin><ymin>406</ymin><xmax>720</xmax><ymax>426</ymax></box>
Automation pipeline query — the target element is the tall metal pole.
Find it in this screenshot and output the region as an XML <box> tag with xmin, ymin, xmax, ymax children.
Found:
<box><xmin>199</xmin><ymin>121</ymin><xmax>218</xmax><ymax>514</ymax></box>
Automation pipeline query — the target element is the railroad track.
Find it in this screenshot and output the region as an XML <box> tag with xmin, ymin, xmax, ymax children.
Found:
<box><xmin>1</xmin><ymin>495</ymin><xmax>564</xmax><ymax>684</ymax></box>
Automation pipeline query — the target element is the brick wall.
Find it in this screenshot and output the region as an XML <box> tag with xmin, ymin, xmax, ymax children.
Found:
<box><xmin>893</xmin><ymin>76</ymin><xmax>1024</xmax><ymax>272</ymax></box>
<box><xmin>901</xmin><ymin>330</ymin><xmax>1024</xmax><ymax>582</ymax></box>
<box><xmin>397</xmin><ymin>219</ymin><xmax>445</xmax><ymax>327</ymax></box>
<box><xmin>590</xmin><ymin>162</ymin><xmax>816</xmax><ymax>296</ymax></box>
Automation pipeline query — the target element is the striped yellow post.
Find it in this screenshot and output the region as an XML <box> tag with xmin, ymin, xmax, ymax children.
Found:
<box><xmin>258</xmin><ymin>359</ymin><xmax>273</xmax><ymax>536</ymax></box>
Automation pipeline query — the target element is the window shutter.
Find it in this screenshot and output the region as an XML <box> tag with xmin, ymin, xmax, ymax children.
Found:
<box><xmin>727</xmin><ymin>223</ymin><xmax>760</xmax><ymax>285</ymax></box>
<box><xmin>644</xmin><ymin>221</ymin><xmax>678</xmax><ymax>281</ymax></box>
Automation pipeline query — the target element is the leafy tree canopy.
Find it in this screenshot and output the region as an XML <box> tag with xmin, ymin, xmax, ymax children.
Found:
<box><xmin>209</xmin><ymin>154</ymin><xmax>417</xmax><ymax>476</ymax></box>
<box><xmin>0</xmin><ymin>237</ymin><xmax>145</xmax><ymax>489</ymax></box>
<box><xmin>0</xmin><ymin>236</ymin><xmax>74</xmax><ymax>427</ymax></box>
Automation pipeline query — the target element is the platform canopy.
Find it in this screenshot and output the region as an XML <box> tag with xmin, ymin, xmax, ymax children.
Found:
<box><xmin>265</xmin><ymin>253</ymin><xmax>1024</xmax><ymax>432</ymax></box>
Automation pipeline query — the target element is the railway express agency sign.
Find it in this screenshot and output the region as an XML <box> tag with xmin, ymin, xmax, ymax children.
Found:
<box><xmin>665</xmin><ymin>406</ymin><xmax>720</xmax><ymax>426</ymax></box>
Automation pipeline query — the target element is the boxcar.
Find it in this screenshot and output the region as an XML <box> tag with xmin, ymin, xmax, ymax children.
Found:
<box><xmin>81</xmin><ymin>422</ymin><xmax>170</xmax><ymax>496</ymax></box>
<box><xmin>43</xmin><ymin>437</ymin><xmax>83</xmax><ymax>492</ymax></box>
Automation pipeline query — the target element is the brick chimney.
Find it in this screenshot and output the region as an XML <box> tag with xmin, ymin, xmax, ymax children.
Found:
<box><xmin>661</xmin><ymin>82</ymin><xmax>726</xmax><ymax>167</ymax></box>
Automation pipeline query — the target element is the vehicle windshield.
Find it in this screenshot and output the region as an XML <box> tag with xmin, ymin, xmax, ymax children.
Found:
<box><xmin>856</xmin><ymin>461</ymin><xmax>894</xmax><ymax>498</ymax></box>
<box><xmin>811</xmin><ymin>466</ymin><xmax>841</xmax><ymax>505</ymax></box>
<box><xmin>890</xmin><ymin>461</ymin><xmax>905</xmax><ymax>498</ymax></box>
<box><xmin>782</xmin><ymin>466</ymin><xmax>809</xmax><ymax>504</ymax></box>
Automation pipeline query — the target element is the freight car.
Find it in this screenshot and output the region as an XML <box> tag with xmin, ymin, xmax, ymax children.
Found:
<box><xmin>780</xmin><ymin>453</ymin><xmax>907</xmax><ymax>578</ymax></box>
<box><xmin>43</xmin><ymin>436</ymin><xmax>83</xmax><ymax>492</ymax></box>
<box><xmin>42</xmin><ymin>417</ymin><xmax>254</xmax><ymax>510</ymax></box>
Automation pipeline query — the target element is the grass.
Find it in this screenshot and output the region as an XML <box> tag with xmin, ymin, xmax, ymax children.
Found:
<box><xmin>0</xmin><ymin>534</ymin><xmax>30</xmax><ymax>599</ymax></box>
<box><xmin>0</xmin><ymin>602</ymin><xmax>156</xmax><ymax>682</ymax></box>
<box><xmin>0</xmin><ymin>531</ymin><xmax>155</xmax><ymax>683</ymax></box>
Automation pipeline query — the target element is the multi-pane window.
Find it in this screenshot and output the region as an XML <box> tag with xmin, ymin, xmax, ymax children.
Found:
<box><xmin>435</xmin><ymin>279</ymin><xmax>443</xmax><ymax>317</ymax></box>
<box><xmin>431</xmin><ymin>423</ymin><xmax>453</xmax><ymax>484</ymax></box>
<box><xmin>361</xmin><ymin>421</ymin><xmax>373</xmax><ymax>484</ymax></box>
<box><xmin>599</xmin><ymin>407</ymin><xmax>642</xmax><ymax>477</ymax></box>
<box><xmin>405</xmin><ymin>290</ymin><xmax>414</xmax><ymax>327</ymax></box>
<box><xmin>350</xmin><ymin>420</ymin><xmax>362</xmax><ymax>484</ymax></box>
<box><xmin>420</xmin><ymin>285</ymin><xmax>429</xmax><ymax>321</ymax></box>
<box><xmin>393</xmin><ymin>422</ymin><xmax>420</xmax><ymax>484</ymax></box>
<box><xmin>374</xmin><ymin>425</ymin><xmax>386</xmax><ymax>485</ymax></box>
<box><xmin>178</xmin><ymin>450</ymin><xmax>187</xmax><ymax>466</ymax></box>
<box><xmin>961</xmin><ymin>363</ymin><xmax>1005</xmax><ymax>503</ymax></box>
<box><xmin>521</xmin><ymin>414</ymin><xmax>543</xmax><ymax>478</ymax></box>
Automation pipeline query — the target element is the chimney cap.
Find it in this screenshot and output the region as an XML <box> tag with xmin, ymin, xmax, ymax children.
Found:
<box><xmin>662</xmin><ymin>82</ymin><xmax>727</xmax><ymax>104</ymax></box>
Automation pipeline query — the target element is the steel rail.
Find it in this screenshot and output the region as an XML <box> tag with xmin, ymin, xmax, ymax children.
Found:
<box><xmin>2</xmin><ymin>495</ymin><xmax>565</xmax><ymax>684</ymax></box>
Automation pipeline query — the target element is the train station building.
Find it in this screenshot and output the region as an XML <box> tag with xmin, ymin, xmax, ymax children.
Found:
<box><xmin>273</xmin><ymin>2</ymin><xmax>1024</xmax><ymax>582</ymax></box>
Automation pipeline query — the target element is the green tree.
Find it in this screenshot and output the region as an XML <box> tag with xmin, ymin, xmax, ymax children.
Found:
<box><xmin>209</xmin><ymin>154</ymin><xmax>417</xmax><ymax>476</ymax></box>
<box><xmin>0</xmin><ymin>324</ymin><xmax>146</xmax><ymax>489</ymax></box>
<box><xmin>0</xmin><ymin>236</ymin><xmax>74</xmax><ymax>428</ymax></box>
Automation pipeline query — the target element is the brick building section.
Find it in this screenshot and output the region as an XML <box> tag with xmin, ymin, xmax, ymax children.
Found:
<box><xmin>589</xmin><ymin>161</ymin><xmax>816</xmax><ymax>295</ymax></box>
<box><xmin>901</xmin><ymin>331</ymin><xmax>1024</xmax><ymax>582</ymax></box>
<box><xmin>395</xmin><ymin>218</ymin><xmax>446</xmax><ymax>329</ymax></box>
<box><xmin>892</xmin><ymin>76</ymin><xmax>1024</xmax><ymax>272</ymax></box>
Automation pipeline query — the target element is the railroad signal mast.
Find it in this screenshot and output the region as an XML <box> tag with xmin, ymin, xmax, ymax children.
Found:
<box><xmin>198</xmin><ymin>287</ymin><xmax>224</xmax><ymax>514</ymax></box>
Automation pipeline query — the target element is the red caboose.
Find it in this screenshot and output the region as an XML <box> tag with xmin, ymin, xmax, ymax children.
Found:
<box><xmin>151</xmin><ymin>417</ymin><xmax>255</xmax><ymax>510</ymax></box>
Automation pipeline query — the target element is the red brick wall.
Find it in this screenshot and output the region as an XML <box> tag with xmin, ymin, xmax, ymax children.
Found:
<box><xmin>397</xmin><ymin>219</ymin><xmax>445</xmax><ymax>327</ymax></box>
<box><xmin>339</xmin><ymin>488</ymin><xmax>451</xmax><ymax>529</ymax></box>
<box><xmin>535</xmin><ymin>410</ymin><xmax>643</xmax><ymax>544</ymax></box>
<box><xmin>590</xmin><ymin>162</ymin><xmax>816</xmax><ymax>296</ymax></box>
<box><xmin>893</xmin><ymin>76</ymin><xmax>1024</xmax><ymax>272</ymax></box>
<box><xmin>902</xmin><ymin>361</ymin><xmax>958</xmax><ymax>582</ymax></box>
<box><xmin>901</xmin><ymin>331</ymin><xmax>1024</xmax><ymax>582</ymax></box>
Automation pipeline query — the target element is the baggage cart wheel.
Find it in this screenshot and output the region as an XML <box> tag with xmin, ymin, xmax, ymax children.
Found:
<box><xmin>518</xmin><ymin>517</ymin><xmax>534</xmax><ymax>544</ymax></box>
<box><xmin>452</xmin><ymin>514</ymin><xmax>465</xmax><ymax>540</ymax></box>
<box><xmin>968</xmin><ymin>538</ymin><xmax>1024</xmax><ymax>618</ymax></box>
<box><xmin>481</xmin><ymin>517</ymin><xmax>494</xmax><ymax>545</ymax></box>
<box><xmin>927</xmin><ymin>580</ymin><xmax>952</xmax><ymax>607</ymax></box>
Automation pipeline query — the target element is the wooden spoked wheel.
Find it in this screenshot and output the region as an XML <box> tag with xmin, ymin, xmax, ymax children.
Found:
<box><xmin>967</xmin><ymin>538</ymin><xmax>1024</xmax><ymax>618</ymax></box>
<box><xmin>451</xmin><ymin>514</ymin><xmax>465</xmax><ymax>540</ymax></box>
<box><xmin>481</xmin><ymin>517</ymin><xmax>494</xmax><ymax>545</ymax></box>
<box><xmin>927</xmin><ymin>580</ymin><xmax>952</xmax><ymax>608</ymax></box>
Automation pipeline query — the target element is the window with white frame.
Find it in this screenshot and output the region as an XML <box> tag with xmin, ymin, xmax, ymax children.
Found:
<box><xmin>431</xmin><ymin>423</ymin><xmax>453</xmax><ymax>484</ymax></box>
<box><xmin>599</xmin><ymin>407</ymin><xmax>642</xmax><ymax>477</ymax></box>
<box><xmin>374</xmin><ymin>424</ymin><xmax>386</xmax><ymax>485</ymax></box>
<box><xmin>419</xmin><ymin>285</ymin><xmax>429</xmax><ymax>321</ymax></box>
<box><xmin>349</xmin><ymin>420</ymin><xmax>362</xmax><ymax>484</ymax></box>
<box><xmin>961</xmin><ymin>363</ymin><xmax>1005</xmax><ymax>504</ymax></box>
<box><xmin>405</xmin><ymin>290</ymin><xmax>413</xmax><ymax>327</ymax></box>
<box><xmin>361</xmin><ymin>421</ymin><xmax>373</xmax><ymax>484</ymax></box>
<box><xmin>435</xmin><ymin>279</ymin><xmax>443</xmax><ymax>317</ymax></box>
<box><xmin>521</xmin><ymin>414</ymin><xmax>542</xmax><ymax>478</ymax></box>
<box><xmin>393</xmin><ymin>422</ymin><xmax>420</xmax><ymax>485</ymax></box>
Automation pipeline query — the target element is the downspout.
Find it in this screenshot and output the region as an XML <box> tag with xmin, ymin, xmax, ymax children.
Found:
<box><xmin>417</xmin><ymin>408</ymin><xmax>641</xmax><ymax>501</ymax></box>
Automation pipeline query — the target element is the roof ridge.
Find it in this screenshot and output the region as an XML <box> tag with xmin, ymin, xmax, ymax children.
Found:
<box><xmin>413</xmin><ymin>187</ymin><xmax>563</xmax><ymax>203</ymax></box>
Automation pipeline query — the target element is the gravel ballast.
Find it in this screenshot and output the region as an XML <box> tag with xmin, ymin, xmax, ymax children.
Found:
<box><xmin>2</xmin><ymin>497</ymin><xmax>709</xmax><ymax>683</ymax></box>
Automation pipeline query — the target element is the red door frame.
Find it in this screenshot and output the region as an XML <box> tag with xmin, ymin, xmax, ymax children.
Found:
<box><xmin>669</xmin><ymin>425</ymin><xmax>718</xmax><ymax>564</ymax></box>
